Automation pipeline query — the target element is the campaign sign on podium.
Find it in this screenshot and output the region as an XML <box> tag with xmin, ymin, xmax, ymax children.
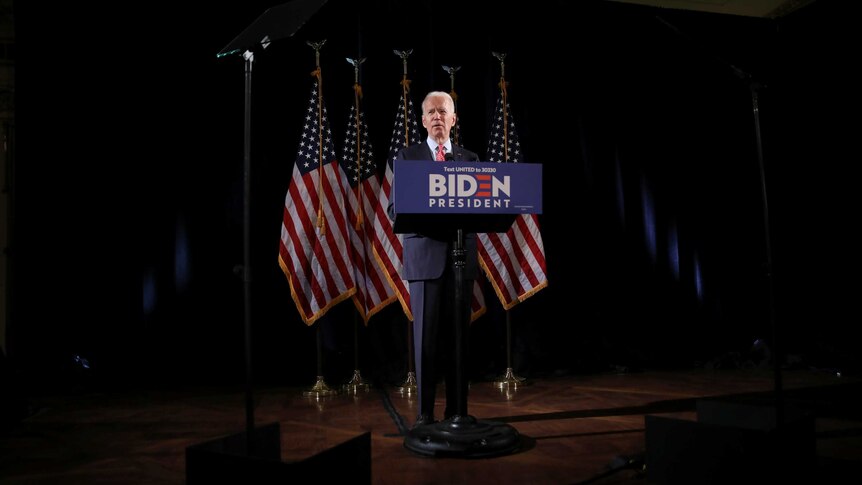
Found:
<box><xmin>392</xmin><ymin>158</ymin><xmax>541</xmax><ymax>457</ymax></box>
<box><xmin>392</xmin><ymin>160</ymin><xmax>542</xmax><ymax>234</ymax></box>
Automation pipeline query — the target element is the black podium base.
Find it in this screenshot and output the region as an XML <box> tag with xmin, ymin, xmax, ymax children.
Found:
<box><xmin>404</xmin><ymin>415</ymin><xmax>520</xmax><ymax>458</ymax></box>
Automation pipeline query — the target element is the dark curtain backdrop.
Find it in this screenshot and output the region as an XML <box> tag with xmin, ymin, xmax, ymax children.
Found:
<box><xmin>10</xmin><ymin>0</ymin><xmax>858</xmax><ymax>391</ymax></box>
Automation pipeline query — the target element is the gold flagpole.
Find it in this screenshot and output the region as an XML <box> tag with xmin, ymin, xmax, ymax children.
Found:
<box><xmin>443</xmin><ymin>65</ymin><xmax>461</xmax><ymax>145</ymax></box>
<box><xmin>396</xmin><ymin>49</ymin><xmax>414</xmax><ymax>148</ymax></box>
<box><xmin>394</xmin><ymin>48</ymin><xmax>417</xmax><ymax>396</ymax></box>
<box><xmin>309</xmin><ymin>40</ymin><xmax>327</xmax><ymax>236</ymax></box>
<box><xmin>302</xmin><ymin>40</ymin><xmax>338</xmax><ymax>399</ymax></box>
<box><xmin>344</xmin><ymin>56</ymin><xmax>371</xmax><ymax>394</ymax></box>
<box><xmin>347</xmin><ymin>57</ymin><xmax>366</xmax><ymax>230</ymax></box>
<box><xmin>490</xmin><ymin>52</ymin><xmax>530</xmax><ymax>391</ymax></box>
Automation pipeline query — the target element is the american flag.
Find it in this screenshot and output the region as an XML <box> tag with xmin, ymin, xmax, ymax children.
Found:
<box><xmin>371</xmin><ymin>86</ymin><xmax>486</xmax><ymax>322</ymax></box>
<box><xmin>278</xmin><ymin>80</ymin><xmax>356</xmax><ymax>325</ymax></box>
<box><xmin>478</xmin><ymin>92</ymin><xmax>548</xmax><ymax>309</ymax></box>
<box><xmin>370</xmin><ymin>87</ymin><xmax>420</xmax><ymax>320</ymax></box>
<box><xmin>341</xmin><ymin>102</ymin><xmax>396</xmax><ymax>323</ymax></box>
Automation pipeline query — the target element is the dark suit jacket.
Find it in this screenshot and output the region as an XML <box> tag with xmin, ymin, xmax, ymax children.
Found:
<box><xmin>393</xmin><ymin>142</ymin><xmax>481</xmax><ymax>281</ymax></box>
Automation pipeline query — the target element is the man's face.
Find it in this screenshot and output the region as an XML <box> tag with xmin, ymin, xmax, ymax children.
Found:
<box><xmin>421</xmin><ymin>95</ymin><xmax>456</xmax><ymax>143</ymax></box>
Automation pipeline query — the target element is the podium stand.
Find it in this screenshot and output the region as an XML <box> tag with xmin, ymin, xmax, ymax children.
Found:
<box><xmin>392</xmin><ymin>159</ymin><xmax>542</xmax><ymax>458</ymax></box>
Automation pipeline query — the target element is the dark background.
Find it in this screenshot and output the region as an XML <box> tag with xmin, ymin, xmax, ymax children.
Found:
<box><xmin>8</xmin><ymin>0</ymin><xmax>859</xmax><ymax>393</ymax></box>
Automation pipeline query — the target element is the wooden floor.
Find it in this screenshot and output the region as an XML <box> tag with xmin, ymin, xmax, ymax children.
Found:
<box><xmin>2</xmin><ymin>368</ymin><xmax>861</xmax><ymax>484</ymax></box>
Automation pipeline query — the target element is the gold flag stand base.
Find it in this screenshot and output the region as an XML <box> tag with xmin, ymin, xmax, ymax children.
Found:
<box><xmin>303</xmin><ymin>376</ymin><xmax>340</xmax><ymax>398</ymax></box>
<box><xmin>343</xmin><ymin>369</ymin><xmax>370</xmax><ymax>394</ymax></box>
<box><xmin>493</xmin><ymin>368</ymin><xmax>530</xmax><ymax>390</ymax></box>
<box><xmin>397</xmin><ymin>371</ymin><xmax>417</xmax><ymax>395</ymax></box>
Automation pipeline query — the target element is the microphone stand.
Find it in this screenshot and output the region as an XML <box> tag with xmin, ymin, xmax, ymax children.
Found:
<box><xmin>747</xmin><ymin>77</ymin><xmax>783</xmax><ymax>425</ymax></box>
<box><xmin>655</xmin><ymin>14</ymin><xmax>782</xmax><ymax>424</ymax></box>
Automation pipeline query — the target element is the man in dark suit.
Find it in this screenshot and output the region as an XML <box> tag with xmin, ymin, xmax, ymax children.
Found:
<box><xmin>392</xmin><ymin>91</ymin><xmax>480</xmax><ymax>428</ymax></box>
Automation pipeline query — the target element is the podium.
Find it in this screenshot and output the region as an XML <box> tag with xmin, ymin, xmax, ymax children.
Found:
<box><xmin>392</xmin><ymin>159</ymin><xmax>542</xmax><ymax>458</ymax></box>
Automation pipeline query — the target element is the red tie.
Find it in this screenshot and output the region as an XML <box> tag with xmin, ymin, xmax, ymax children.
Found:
<box><xmin>436</xmin><ymin>144</ymin><xmax>446</xmax><ymax>161</ymax></box>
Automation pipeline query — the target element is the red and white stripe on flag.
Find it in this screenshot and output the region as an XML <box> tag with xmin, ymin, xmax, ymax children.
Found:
<box><xmin>278</xmin><ymin>80</ymin><xmax>356</xmax><ymax>325</ymax></box>
<box><xmin>370</xmin><ymin>89</ymin><xmax>421</xmax><ymax>321</ymax></box>
<box><xmin>341</xmin><ymin>104</ymin><xmax>396</xmax><ymax>323</ymax></box>
<box><xmin>478</xmin><ymin>214</ymin><xmax>547</xmax><ymax>309</ymax></box>
<box><xmin>478</xmin><ymin>93</ymin><xmax>548</xmax><ymax>309</ymax></box>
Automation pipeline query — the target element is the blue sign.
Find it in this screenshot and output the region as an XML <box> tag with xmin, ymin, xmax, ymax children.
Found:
<box><xmin>393</xmin><ymin>160</ymin><xmax>542</xmax><ymax>215</ymax></box>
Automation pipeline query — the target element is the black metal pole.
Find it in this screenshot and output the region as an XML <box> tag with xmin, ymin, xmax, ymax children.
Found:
<box><xmin>452</xmin><ymin>228</ymin><xmax>468</xmax><ymax>416</ymax></box>
<box><xmin>353</xmin><ymin>311</ymin><xmax>360</xmax><ymax>371</ymax></box>
<box><xmin>316</xmin><ymin>323</ymin><xmax>324</xmax><ymax>377</ymax></box>
<box><xmin>397</xmin><ymin>313</ymin><xmax>417</xmax><ymax>394</ymax></box>
<box><xmin>750</xmin><ymin>82</ymin><xmax>783</xmax><ymax>425</ymax></box>
<box><xmin>344</xmin><ymin>309</ymin><xmax>370</xmax><ymax>393</ymax></box>
<box><xmin>241</xmin><ymin>50</ymin><xmax>255</xmax><ymax>452</ymax></box>
<box><xmin>505</xmin><ymin>310</ymin><xmax>512</xmax><ymax>370</ymax></box>
<box><xmin>406</xmin><ymin>319</ymin><xmax>415</xmax><ymax>375</ymax></box>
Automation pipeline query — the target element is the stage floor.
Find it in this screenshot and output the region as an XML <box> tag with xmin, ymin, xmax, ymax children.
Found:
<box><xmin>2</xmin><ymin>368</ymin><xmax>860</xmax><ymax>484</ymax></box>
